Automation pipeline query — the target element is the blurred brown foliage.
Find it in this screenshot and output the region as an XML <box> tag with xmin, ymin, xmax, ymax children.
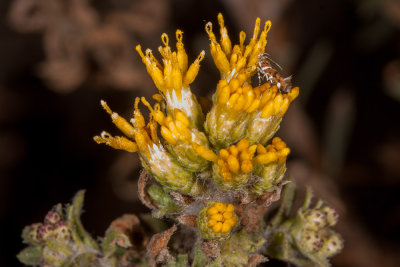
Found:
<box><xmin>8</xmin><ymin>0</ymin><xmax>169</xmax><ymax>92</ymax></box>
<box><xmin>1</xmin><ymin>0</ymin><xmax>399</xmax><ymax>266</ymax></box>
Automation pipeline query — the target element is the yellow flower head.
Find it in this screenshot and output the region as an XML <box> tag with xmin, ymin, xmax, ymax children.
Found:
<box><xmin>206</xmin><ymin>202</ymin><xmax>237</xmax><ymax>233</ymax></box>
<box><xmin>94</xmin><ymin>98</ymin><xmax>203</xmax><ymax>195</ymax></box>
<box><xmin>141</xmin><ymin>97</ymin><xmax>211</xmax><ymax>172</ymax></box>
<box><xmin>253</xmin><ymin>137</ymin><xmax>290</xmax><ymax>165</ymax></box>
<box><xmin>136</xmin><ymin>31</ymin><xmax>205</xmax><ymax>129</ymax></box>
<box><xmin>251</xmin><ymin>137</ymin><xmax>290</xmax><ymax>194</ymax></box>
<box><xmin>198</xmin><ymin>202</ymin><xmax>238</xmax><ymax>240</ymax></box>
<box><xmin>204</xmin><ymin>14</ymin><xmax>299</xmax><ymax>147</ymax></box>
<box><xmin>206</xmin><ymin>13</ymin><xmax>271</xmax><ymax>79</ymax></box>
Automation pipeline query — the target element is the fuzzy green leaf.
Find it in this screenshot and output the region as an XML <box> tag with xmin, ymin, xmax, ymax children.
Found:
<box><xmin>17</xmin><ymin>246</ymin><xmax>42</xmax><ymax>265</ymax></box>
<box><xmin>211</xmin><ymin>229</ymin><xmax>266</xmax><ymax>267</ymax></box>
<box><xmin>140</xmin><ymin>214</ymin><xmax>169</xmax><ymax>234</ymax></box>
<box><xmin>67</xmin><ymin>190</ymin><xmax>99</xmax><ymax>250</ymax></box>
<box><xmin>146</xmin><ymin>184</ymin><xmax>182</xmax><ymax>216</ymax></box>
<box><xmin>102</xmin><ymin>230</ymin><xmax>131</xmax><ymax>258</ymax></box>
<box><xmin>192</xmin><ymin>244</ymin><xmax>207</xmax><ymax>267</ymax></box>
<box><xmin>168</xmin><ymin>254</ymin><xmax>188</xmax><ymax>267</ymax></box>
<box><xmin>271</xmin><ymin>181</ymin><xmax>296</xmax><ymax>227</ymax></box>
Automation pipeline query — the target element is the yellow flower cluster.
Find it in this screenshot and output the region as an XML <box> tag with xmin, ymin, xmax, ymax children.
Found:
<box><xmin>214</xmin><ymin>69</ymin><xmax>299</xmax><ymax>116</ymax></box>
<box><xmin>217</xmin><ymin>139</ymin><xmax>257</xmax><ymax>181</ymax></box>
<box><xmin>206</xmin><ymin>203</ymin><xmax>237</xmax><ymax>233</ymax></box>
<box><xmin>204</xmin><ymin>14</ymin><xmax>299</xmax><ymax>149</ymax></box>
<box><xmin>94</xmin><ymin>98</ymin><xmax>204</xmax><ymax>195</ymax></box>
<box><xmin>136</xmin><ymin>31</ymin><xmax>204</xmax><ymax>100</ymax></box>
<box><xmin>253</xmin><ymin>137</ymin><xmax>290</xmax><ymax>165</ymax></box>
<box><xmin>94</xmin><ymin>100</ymin><xmax>139</xmax><ymax>153</ymax></box>
<box><xmin>94</xmin><ymin>13</ymin><xmax>302</xmax><ymax>244</ymax></box>
<box><xmin>206</xmin><ymin>13</ymin><xmax>270</xmax><ymax>79</ymax></box>
<box><xmin>94</xmin><ymin>13</ymin><xmax>297</xmax><ymax>196</ymax></box>
<box><xmin>141</xmin><ymin>98</ymin><xmax>190</xmax><ymax>146</ymax></box>
<box><xmin>94</xmin><ymin>98</ymin><xmax>161</xmax><ymax>160</ymax></box>
<box><xmin>136</xmin><ymin>31</ymin><xmax>205</xmax><ymax>128</ymax></box>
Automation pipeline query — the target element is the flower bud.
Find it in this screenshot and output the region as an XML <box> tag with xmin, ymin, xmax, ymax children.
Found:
<box><xmin>37</xmin><ymin>224</ymin><xmax>55</xmax><ymax>241</ymax></box>
<box><xmin>298</xmin><ymin>229</ymin><xmax>323</xmax><ymax>253</ymax></box>
<box><xmin>42</xmin><ymin>242</ymin><xmax>74</xmax><ymax>266</ymax></box>
<box><xmin>320</xmin><ymin>206</ymin><xmax>339</xmax><ymax>227</ymax></box>
<box><xmin>303</xmin><ymin>209</ymin><xmax>328</xmax><ymax>231</ymax></box>
<box><xmin>197</xmin><ymin>202</ymin><xmax>238</xmax><ymax>241</ymax></box>
<box><xmin>211</xmin><ymin>140</ymin><xmax>256</xmax><ymax>190</ymax></box>
<box><xmin>52</xmin><ymin>221</ymin><xmax>71</xmax><ymax>242</ymax></box>
<box><xmin>205</xmin><ymin>99</ymin><xmax>250</xmax><ymax>148</ymax></box>
<box><xmin>252</xmin><ymin>163</ymin><xmax>286</xmax><ymax>194</ymax></box>
<box><xmin>319</xmin><ymin>232</ymin><xmax>344</xmax><ymax>257</ymax></box>
<box><xmin>139</xmin><ymin>144</ymin><xmax>203</xmax><ymax>196</ymax></box>
<box><xmin>244</xmin><ymin>85</ymin><xmax>299</xmax><ymax>145</ymax></box>
<box><xmin>44</xmin><ymin>211</ymin><xmax>61</xmax><ymax>225</ymax></box>
<box><xmin>22</xmin><ymin>223</ymin><xmax>43</xmax><ymax>244</ymax></box>
<box><xmin>251</xmin><ymin>137</ymin><xmax>290</xmax><ymax>194</ymax></box>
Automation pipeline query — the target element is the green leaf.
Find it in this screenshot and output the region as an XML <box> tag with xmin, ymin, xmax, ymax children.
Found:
<box><xmin>168</xmin><ymin>254</ymin><xmax>188</xmax><ymax>267</ymax></box>
<box><xmin>192</xmin><ymin>244</ymin><xmax>207</xmax><ymax>267</ymax></box>
<box><xmin>67</xmin><ymin>190</ymin><xmax>100</xmax><ymax>251</ymax></box>
<box><xmin>301</xmin><ymin>187</ymin><xmax>314</xmax><ymax>212</ymax></box>
<box><xmin>146</xmin><ymin>184</ymin><xmax>182</xmax><ymax>215</ymax></box>
<box><xmin>212</xmin><ymin>229</ymin><xmax>266</xmax><ymax>267</ymax></box>
<box><xmin>17</xmin><ymin>246</ymin><xmax>42</xmax><ymax>265</ymax></box>
<box><xmin>264</xmin><ymin>231</ymin><xmax>288</xmax><ymax>259</ymax></box>
<box><xmin>102</xmin><ymin>230</ymin><xmax>131</xmax><ymax>258</ymax></box>
<box><xmin>271</xmin><ymin>181</ymin><xmax>296</xmax><ymax>227</ymax></box>
<box><xmin>64</xmin><ymin>252</ymin><xmax>99</xmax><ymax>267</ymax></box>
<box><xmin>140</xmin><ymin>214</ymin><xmax>169</xmax><ymax>234</ymax></box>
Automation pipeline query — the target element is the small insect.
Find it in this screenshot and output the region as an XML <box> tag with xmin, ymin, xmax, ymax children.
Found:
<box><xmin>257</xmin><ymin>53</ymin><xmax>292</xmax><ymax>94</ymax></box>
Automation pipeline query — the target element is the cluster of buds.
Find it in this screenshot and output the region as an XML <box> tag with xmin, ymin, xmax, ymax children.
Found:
<box><xmin>266</xmin><ymin>184</ymin><xmax>343</xmax><ymax>267</ymax></box>
<box><xmin>19</xmin><ymin>191</ymin><xmax>150</xmax><ymax>267</ymax></box>
<box><xmin>24</xmin><ymin>210</ymin><xmax>70</xmax><ymax>245</ymax></box>
<box><xmin>18</xmin><ymin>192</ymin><xmax>106</xmax><ymax>267</ymax></box>
<box><xmin>20</xmin><ymin>207</ymin><xmax>76</xmax><ymax>267</ymax></box>
<box><xmin>293</xmin><ymin>204</ymin><xmax>343</xmax><ymax>258</ymax></box>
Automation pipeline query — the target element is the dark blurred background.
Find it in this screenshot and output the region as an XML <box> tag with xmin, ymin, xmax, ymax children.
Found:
<box><xmin>1</xmin><ymin>0</ymin><xmax>399</xmax><ymax>266</ymax></box>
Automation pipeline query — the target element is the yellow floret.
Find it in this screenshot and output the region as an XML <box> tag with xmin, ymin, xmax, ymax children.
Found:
<box><xmin>207</xmin><ymin>207</ymin><xmax>218</xmax><ymax>216</ymax></box>
<box><xmin>136</xmin><ymin>30</ymin><xmax>205</xmax><ymax>101</ymax></box>
<box><xmin>214</xmin><ymin>202</ymin><xmax>226</xmax><ymax>212</ymax></box>
<box><xmin>193</xmin><ymin>144</ymin><xmax>218</xmax><ymax>162</ymax></box>
<box><xmin>100</xmin><ymin>100</ymin><xmax>135</xmax><ymax>139</ymax></box>
<box><xmin>214</xmin><ymin>139</ymin><xmax>259</xmax><ymax>181</ymax></box>
<box><xmin>226</xmin><ymin>204</ymin><xmax>235</xmax><ymax>212</ymax></box>
<box><xmin>211</xmin><ymin>213</ymin><xmax>223</xmax><ymax>222</ymax></box>
<box><xmin>221</xmin><ymin>222</ymin><xmax>231</xmax><ymax>233</ymax></box>
<box><xmin>219</xmin><ymin>149</ymin><xmax>230</xmax><ymax>160</ymax></box>
<box><xmin>223</xmin><ymin>211</ymin><xmax>233</xmax><ymax>219</ymax></box>
<box><xmin>237</xmin><ymin>139</ymin><xmax>250</xmax><ymax>151</ymax></box>
<box><xmin>208</xmin><ymin>219</ymin><xmax>217</xmax><ymax>227</ymax></box>
<box><xmin>93</xmin><ymin>132</ymin><xmax>138</xmax><ymax>153</ymax></box>
<box><xmin>252</xmin><ymin>137</ymin><xmax>290</xmax><ymax>165</ymax></box>
<box><xmin>212</xmin><ymin>222</ymin><xmax>223</xmax><ymax>233</ymax></box>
